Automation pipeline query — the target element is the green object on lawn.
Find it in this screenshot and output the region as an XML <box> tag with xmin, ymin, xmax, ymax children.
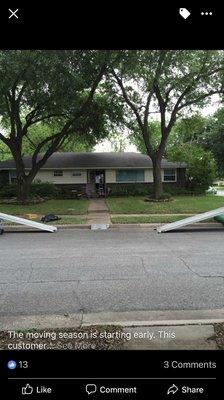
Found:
<box><xmin>214</xmin><ymin>214</ymin><xmax>224</xmax><ymax>225</ymax></box>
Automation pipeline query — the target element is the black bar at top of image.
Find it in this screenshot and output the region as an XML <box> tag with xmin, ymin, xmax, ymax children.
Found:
<box><xmin>0</xmin><ymin>3</ymin><xmax>223</xmax><ymax>49</ymax></box>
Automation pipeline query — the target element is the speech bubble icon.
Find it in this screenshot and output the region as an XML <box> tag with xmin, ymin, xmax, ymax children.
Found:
<box><xmin>86</xmin><ymin>384</ymin><xmax>97</xmax><ymax>395</ymax></box>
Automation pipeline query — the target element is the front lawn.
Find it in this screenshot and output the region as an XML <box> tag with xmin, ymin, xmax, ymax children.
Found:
<box><xmin>107</xmin><ymin>195</ymin><xmax>224</xmax><ymax>214</ymax></box>
<box><xmin>0</xmin><ymin>199</ymin><xmax>88</xmax><ymax>215</ymax></box>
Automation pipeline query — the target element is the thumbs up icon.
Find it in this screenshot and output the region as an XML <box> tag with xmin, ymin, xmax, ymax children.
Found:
<box><xmin>22</xmin><ymin>384</ymin><xmax>34</xmax><ymax>395</ymax></box>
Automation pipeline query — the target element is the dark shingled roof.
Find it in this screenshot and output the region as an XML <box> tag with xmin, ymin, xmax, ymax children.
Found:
<box><xmin>0</xmin><ymin>152</ymin><xmax>186</xmax><ymax>169</ymax></box>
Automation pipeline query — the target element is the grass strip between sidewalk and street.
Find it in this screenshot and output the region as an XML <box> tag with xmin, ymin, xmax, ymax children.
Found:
<box><xmin>111</xmin><ymin>215</ymin><xmax>216</xmax><ymax>224</ymax></box>
<box><xmin>2</xmin><ymin>215</ymin><xmax>86</xmax><ymax>226</ymax></box>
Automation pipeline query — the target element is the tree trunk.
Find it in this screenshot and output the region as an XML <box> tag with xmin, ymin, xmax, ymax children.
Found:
<box><xmin>152</xmin><ymin>157</ymin><xmax>163</xmax><ymax>199</ymax></box>
<box><xmin>17</xmin><ymin>178</ymin><xmax>31</xmax><ymax>203</ymax></box>
<box><xmin>8</xmin><ymin>141</ymin><xmax>31</xmax><ymax>203</ymax></box>
<box><xmin>13</xmin><ymin>154</ymin><xmax>31</xmax><ymax>203</ymax></box>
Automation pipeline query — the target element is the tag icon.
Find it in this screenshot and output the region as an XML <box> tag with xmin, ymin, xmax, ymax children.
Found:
<box><xmin>179</xmin><ymin>8</ymin><xmax>191</xmax><ymax>19</ymax></box>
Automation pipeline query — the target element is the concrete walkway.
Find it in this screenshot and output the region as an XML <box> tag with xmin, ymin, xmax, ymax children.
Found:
<box><xmin>86</xmin><ymin>198</ymin><xmax>111</xmax><ymax>225</ymax></box>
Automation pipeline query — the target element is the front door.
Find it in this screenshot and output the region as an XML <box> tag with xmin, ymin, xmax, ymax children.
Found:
<box><xmin>87</xmin><ymin>170</ymin><xmax>105</xmax><ymax>196</ymax></box>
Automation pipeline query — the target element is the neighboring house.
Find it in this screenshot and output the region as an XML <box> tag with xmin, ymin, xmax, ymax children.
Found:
<box><xmin>0</xmin><ymin>152</ymin><xmax>186</xmax><ymax>195</ymax></box>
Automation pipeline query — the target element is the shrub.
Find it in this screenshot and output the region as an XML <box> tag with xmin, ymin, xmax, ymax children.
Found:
<box><xmin>0</xmin><ymin>182</ymin><xmax>58</xmax><ymax>199</ymax></box>
<box><xmin>167</xmin><ymin>143</ymin><xmax>217</xmax><ymax>191</ymax></box>
<box><xmin>56</xmin><ymin>186</ymin><xmax>72</xmax><ymax>199</ymax></box>
<box><xmin>55</xmin><ymin>185</ymin><xmax>87</xmax><ymax>199</ymax></box>
<box><xmin>0</xmin><ymin>183</ymin><xmax>17</xmax><ymax>198</ymax></box>
<box><xmin>165</xmin><ymin>185</ymin><xmax>205</xmax><ymax>196</ymax></box>
<box><xmin>109</xmin><ymin>185</ymin><xmax>152</xmax><ymax>197</ymax></box>
<box><xmin>30</xmin><ymin>182</ymin><xmax>59</xmax><ymax>198</ymax></box>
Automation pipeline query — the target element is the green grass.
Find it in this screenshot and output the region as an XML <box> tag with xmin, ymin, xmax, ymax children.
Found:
<box><xmin>3</xmin><ymin>215</ymin><xmax>86</xmax><ymax>226</ymax></box>
<box><xmin>111</xmin><ymin>215</ymin><xmax>216</xmax><ymax>224</ymax></box>
<box><xmin>51</xmin><ymin>216</ymin><xmax>86</xmax><ymax>225</ymax></box>
<box><xmin>107</xmin><ymin>195</ymin><xmax>224</xmax><ymax>214</ymax></box>
<box><xmin>0</xmin><ymin>199</ymin><xmax>88</xmax><ymax>215</ymax></box>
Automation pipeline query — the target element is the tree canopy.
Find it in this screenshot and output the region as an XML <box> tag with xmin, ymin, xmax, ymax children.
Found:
<box><xmin>0</xmin><ymin>50</ymin><xmax>112</xmax><ymax>200</ymax></box>
<box><xmin>167</xmin><ymin>109</ymin><xmax>224</xmax><ymax>177</ymax></box>
<box><xmin>198</xmin><ymin>108</ymin><xmax>224</xmax><ymax>177</ymax></box>
<box><xmin>108</xmin><ymin>50</ymin><xmax>224</xmax><ymax>197</ymax></box>
<box><xmin>0</xmin><ymin>50</ymin><xmax>223</xmax><ymax>201</ymax></box>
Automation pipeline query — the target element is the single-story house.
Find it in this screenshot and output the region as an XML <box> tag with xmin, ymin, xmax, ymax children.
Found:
<box><xmin>0</xmin><ymin>152</ymin><xmax>186</xmax><ymax>196</ymax></box>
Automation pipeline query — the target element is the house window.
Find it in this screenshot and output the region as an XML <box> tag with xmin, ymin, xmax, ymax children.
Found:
<box><xmin>10</xmin><ymin>171</ymin><xmax>17</xmax><ymax>183</ymax></box>
<box><xmin>116</xmin><ymin>170</ymin><xmax>145</xmax><ymax>182</ymax></box>
<box><xmin>53</xmin><ymin>170</ymin><xmax>63</xmax><ymax>177</ymax></box>
<box><xmin>72</xmin><ymin>172</ymin><xmax>82</xmax><ymax>176</ymax></box>
<box><xmin>164</xmin><ymin>169</ymin><xmax>176</xmax><ymax>182</ymax></box>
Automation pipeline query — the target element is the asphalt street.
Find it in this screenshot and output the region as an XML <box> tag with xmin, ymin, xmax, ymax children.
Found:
<box><xmin>0</xmin><ymin>227</ymin><xmax>224</xmax><ymax>317</ymax></box>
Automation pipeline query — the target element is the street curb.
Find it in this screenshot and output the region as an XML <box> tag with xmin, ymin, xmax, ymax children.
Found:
<box><xmin>111</xmin><ymin>222</ymin><xmax>222</xmax><ymax>229</ymax></box>
<box><xmin>1</xmin><ymin>309</ymin><xmax>224</xmax><ymax>330</ymax></box>
<box><xmin>81</xmin><ymin>309</ymin><xmax>224</xmax><ymax>327</ymax></box>
<box><xmin>3</xmin><ymin>222</ymin><xmax>221</xmax><ymax>231</ymax></box>
<box><xmin>4</xmin><ymin>224</ymin><xmax>90</xmax><ymax>231</ymax></box>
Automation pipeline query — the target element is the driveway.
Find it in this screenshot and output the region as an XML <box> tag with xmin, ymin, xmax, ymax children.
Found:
<box><xmin>0</xmin><ymin>227</ymin><xmax>224</xmax><ymax>317</ymax></box>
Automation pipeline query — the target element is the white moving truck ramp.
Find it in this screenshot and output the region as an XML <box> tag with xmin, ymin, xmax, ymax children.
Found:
<box><xmin>157</xmin><ymin>207</ymin><xmax>224</xmax><ymax>233</ymax></box>
<box><xmin>0</xmin><ymin>212</ymin><xmax>57</xmax><ymax>233</ymax></box>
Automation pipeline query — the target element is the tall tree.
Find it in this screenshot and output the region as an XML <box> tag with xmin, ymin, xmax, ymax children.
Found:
<box><xmin>109</xmin><ymin>50</ymin><xmax>224</xmax><ymax>198</ymax></box>
<box><xmin>0</xmin><ymin>50</ymin><xmax>110</xmax><ymax>202</ymax></box>
<box><xmin>169</xmin><ymin>110</ymin><xmax>224</xmax><ymax>177</ymax></box>
<box><xmin>199</xmin><ymin>108</ymin><xmax>224</xmax><ymax>177</ymax></box>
